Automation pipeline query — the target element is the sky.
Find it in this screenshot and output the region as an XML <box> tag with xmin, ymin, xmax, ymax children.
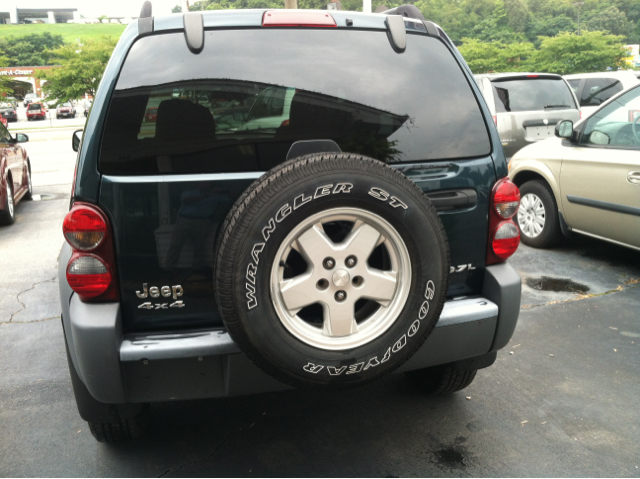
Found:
<box><xmin>9</xmin><ymin>0</ymin><xmax>182</xmax><ymax>18</ymax></box>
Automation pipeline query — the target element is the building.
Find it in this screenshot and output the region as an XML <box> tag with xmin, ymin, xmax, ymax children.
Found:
<box><xmin>0</xmin><ymin>3</ymin><xmax>78</xmax><ymax>24</ymax></box>
<box><xmin>0</xmin><ymin>66</ymin><xmax>60</xmax><ymax>99</ymax></box>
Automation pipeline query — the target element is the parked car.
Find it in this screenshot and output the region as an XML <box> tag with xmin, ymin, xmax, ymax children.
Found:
<box><xmin>0</xmin><ymin>123</ymin><xmax>31</xmax><ymax>225</ymax></box>
<box><xmin>564</xmin><ymin>71</ymin><xmax>639</xmax><ymax>119</ymax></box>
<box><xmin>0</xmin><ymin>103</ymin><xmax>18</xmax><ymax>123</ymax></box>
<box><xmin>26</xmin><ymin>102</ymin><xmax>47</xmax><ymax>121</ymax></box>
<box><xmin>0</xmin><ymin>117</ymin><xmax>6</xmax><ymax>128</ymax></box>
<box><xmin>474</xmin><ymin>73</ymin><xmax>580</xmax><ymax>159</ymax></box>
<box><xmin>60</xmin><ymin>4</ymin><xmax>522</xmax><ymax>443</ymax></box>
<box><xmin>23</xmin><ymin>92</ymin><xmax>39</xmax><ymax>107</ymax></box>
<box><xmin>240</xmin><ymin>86</ymin><xmax>296</xmax><ymax>131</ymax></box>
<box><xmin>509</xmin><ymin>83</ymin><xmax>640</xmax><ymax>250</ymax></box>
<box><xmin>212</xmin><ymin>106</ymin><xmax>250</xmax><ymax>131</ymax></box>
<box><xmin>56</xmin><ymin>102</ymin><xmax>76</xmax><ymax>119</ymax></box>
<box><xmin>144</xmin><ymin>106</ymin><xmax>157</xmax><ymax>122</ymax></box>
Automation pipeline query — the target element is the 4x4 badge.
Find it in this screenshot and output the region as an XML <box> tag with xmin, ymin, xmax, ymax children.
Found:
<box><xmin>136</xmin><ymin>283</ymin><xmax>184</xmax><ymax>309</ymax></box>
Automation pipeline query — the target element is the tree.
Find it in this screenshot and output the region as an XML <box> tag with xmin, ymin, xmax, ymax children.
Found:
<box><xmin>584</xmin><ymin>6</ymin><xmax>635</xmax><ymax>40</ymax></box>
<box><xmin>172</xmin><ymin>5</ymin><xmax>183</xmax><ymax>12</ymax></box>
<box><xmin>458</xmin><ymin>38</ymin><xmax>535</xmax><ymax>73</ymax></box>
<box><xmin>0</xmin><ymin>56</ymin><xmax>13</xmax><ymax>96</ymax></box>
<box><xmin>505</xmin><ymin>0</ymin><xmax>529</xmax><ymax>33</ymax></box>
<box><xmin>533</xmin><ymin>31</ymin><xmax>628</xmax><ymax>75</ymax></box>
<box><xmin>0</xmin><ymin>32</ymin><xmax>65</xmax><ymax>67</ymax></box>
<box><xmin>36</xmin><ymin>37</ymin><xmax>118</xmax><ymax>103</ymax></box>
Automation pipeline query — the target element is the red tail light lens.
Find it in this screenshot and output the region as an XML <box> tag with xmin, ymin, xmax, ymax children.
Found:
<box><xmin>492</xmin><ymin>115</ymin><xmax>497</xmax><ymax>125</ymax></box>
<box><xmin>492</xmin><ymin>222</ymin><xmax>520</xmax><ymax>259</ymax></box>
<box><xmin>66</xmin><ymin>255</ymin><xmax>112</xmax><ymax>297</ymax></box>
<box><xmin>262</xmin><ymin>10</ymin><xmax>337</xmax><ymax>27</ymax></box>
<box><xmin>63</xmin><ymin>205</ymin><xmax>107</xmax><ymax>250</ymax></box>
<box><xmin>63</xmin><ymin>202</ymin><xmax>119</xmax><ymax>302</ymax></box>
<box><xmin>493</xmin><ymin>178</ymin><xmax>520</xmax><ymax>219</ymax></box>
<box><xmin>487</xmin><ymin>178</ymin><xmax>521</xmax><ymax>265</ymax></box>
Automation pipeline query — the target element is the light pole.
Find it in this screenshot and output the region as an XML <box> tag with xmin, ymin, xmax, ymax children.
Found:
<box><xmin>573</xmin><ymin>2</ymin><xmax>584</xmax><ymax>35</ymax></box>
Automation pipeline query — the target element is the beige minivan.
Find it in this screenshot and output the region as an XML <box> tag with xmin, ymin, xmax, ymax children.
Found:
<box><xmin>475</xmin><ymin>73</ymin><xmax>581</xmax><ymax>159</ymax></box>
<box><xmin>509</xmin><ymin>83</ymin><xmax>640</xmax><ymax>250</ymax></box>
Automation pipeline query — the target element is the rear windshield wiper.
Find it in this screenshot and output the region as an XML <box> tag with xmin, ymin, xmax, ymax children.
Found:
<box><xmin>544</xmin><ymin>104</ymin><xmax>570</xmax><ymax>109</ymax></box>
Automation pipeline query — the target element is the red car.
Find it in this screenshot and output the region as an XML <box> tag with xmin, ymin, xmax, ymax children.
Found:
<box><xmin>0</xmin><ymin>122</ymin><xmax>31</xmax><ymax>225</ymax></box>
<box><xmin>145</xmin><ymin>106</ymin><xmax>158</xmax><ymax>122</ymax></box>
<box><xmin>26</xmin><ymin>102</ymin><xmax>47</xmax><ymax>121</ymax></box>
<box><xmin>0</xmin><ymin>117</ymin><xmax>6</xmax><ymax>127</ymax></box>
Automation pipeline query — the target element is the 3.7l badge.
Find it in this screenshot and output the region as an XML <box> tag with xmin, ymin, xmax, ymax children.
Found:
<box><xmin>136</xmin><ymin>283</ymin><xmax>185</xmax><ymax>309</ymax></box>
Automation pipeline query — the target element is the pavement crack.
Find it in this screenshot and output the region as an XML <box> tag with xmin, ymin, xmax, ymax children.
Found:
<box><xmin>522</xmin><ymin>281</ymin><xmax>639</xmax><ymax>310</ymax></box>
<box><xmin>157</xmin><ymin>431</ymin><xmax>233</xmax><ymax>478</ymax></box>
<box><xmin>8</xmin><ymin>276</ymin><xmax>57</xmax><ymax>323</ymax></box>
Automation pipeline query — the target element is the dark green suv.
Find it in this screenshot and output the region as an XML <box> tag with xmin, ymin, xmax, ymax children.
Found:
<box><xmin>60</xmin><ymin>3</ymin><xmax>522</xmax><ymax>442</ymax></box>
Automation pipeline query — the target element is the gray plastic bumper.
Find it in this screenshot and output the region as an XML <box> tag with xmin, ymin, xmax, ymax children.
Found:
<box><xmin>61</xmin><ymin>260</ymin><xmax>521</xmax><ymax>403</ymax></box>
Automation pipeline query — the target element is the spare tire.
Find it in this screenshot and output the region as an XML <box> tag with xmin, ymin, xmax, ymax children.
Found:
<box><xmin>215</xmin><ymin>153</ymin><xmax>449</xmax><ymax>389</ymax></box>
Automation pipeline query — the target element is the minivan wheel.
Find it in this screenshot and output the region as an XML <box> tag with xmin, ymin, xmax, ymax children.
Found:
<box><xmin>215</xmin><ymin>153</ymin><xmax>449</xmax><ymax>389</ymax></box>
<box><xmin>0</xmin><ymin>180</ymin><xmax>15</xmax><ymax>226</ymax></box>
<box><xmin>517</xmin><ymin>180</ymin><xmax>562</xmax><ymax>248</ymax></box>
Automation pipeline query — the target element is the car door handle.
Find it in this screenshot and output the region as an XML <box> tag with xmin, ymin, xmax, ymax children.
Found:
<box><xmin>628</xmin><ymin>171</ymin><xmax>640</xmax><ymax>185</ymax></box>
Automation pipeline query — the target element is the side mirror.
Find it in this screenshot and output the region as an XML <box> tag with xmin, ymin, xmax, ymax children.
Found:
<box><xmin>72</xmin><ymin>129</ymin><xmax>83</xmax><ymax>152</ymax></box>
<box><xmin>555</xmin><ymin>120</ymin><xmax>574</xmax><ymax>139</ymax></box>
<box><xmin>15</xmin><ymin>133</ymin><xmax>29</xmax><ymax>143</ymax></box>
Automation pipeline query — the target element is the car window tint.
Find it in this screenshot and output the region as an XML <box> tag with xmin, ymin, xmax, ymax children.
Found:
<box><xmin>580</xmin><ymin>78</ymin><xmax>623</xmax><ymax>107</ymax></box>
<box><xmin>492</xmin><ymin>78</ymin><xmax>576</xmax><ymax>113</ymax></box>
<box><xmin>99</xmin><ymin>29</ymin><xmax>490</xmax><ymax>175</ymax></box>
<box><xmin>580</xmin><ymin>86</ymin><xmax>640</xmax><ymax>150</ymax></box>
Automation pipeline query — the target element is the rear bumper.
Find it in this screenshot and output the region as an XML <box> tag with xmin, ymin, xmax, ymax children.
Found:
<box><xmin>59</xmin><ymin>244</ymin><xmax>521</xmax><ymax>403</ymax></box>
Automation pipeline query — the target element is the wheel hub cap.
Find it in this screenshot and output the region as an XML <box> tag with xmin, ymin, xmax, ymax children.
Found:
<box><xmin>332</xmin><ymin>269</ymin><xmax>350</xmax><ymax>287</ymax></box>
<box><xmin>517</xmin><ymin>193</ymin><xmax>546</xmax><ymax>239</ymax></box>
<box><xmin>270</xmin><ymin>207</ymin><xmax>411</xmax><ymax>351</ymax></box>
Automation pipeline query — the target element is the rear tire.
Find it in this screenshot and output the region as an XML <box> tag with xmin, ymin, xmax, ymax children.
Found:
<box><xmin>405</xmin><ymin>365</ymin><xmax>477</xmax><ymax>394</ymax></box>
<box><xmin>64</xmin><ymin>328</ymin><xmax>149</xmax><ymax>443</ymax></box>
<box><xmin>0</xmin><ymin>179</ymin><xmax>15</xmax><ymax>226</ymax></box>
<box><xmin>517</xmin><ymin>180</ymin><xmax>562</xmax><ymax>248</ymax></box>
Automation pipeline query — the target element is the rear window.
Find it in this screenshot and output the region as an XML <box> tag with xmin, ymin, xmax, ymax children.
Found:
<box><xmin>28</xmin><ymin>104</ymin><xmax>41</xmax><ymax>111</ymax></box>
<box><xmin>99</xmin><ymin>29</ymin><xmax>490</xmax><ymax>175</ymax></box>
<box><xmin>580</xmin><ymin>78</ymin><xmax>623</xmax><ymax>107</ymax></box>
<box><xmin>492</xmin><ymin>78</ymin><xmax>577</xmax><ymax>113</ymax></box>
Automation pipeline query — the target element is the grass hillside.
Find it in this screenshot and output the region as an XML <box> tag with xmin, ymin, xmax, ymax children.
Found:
<box><xmin>0</xmin><ymin>23</ymin><xmax>126</xmax><ymax>44</ymax></box>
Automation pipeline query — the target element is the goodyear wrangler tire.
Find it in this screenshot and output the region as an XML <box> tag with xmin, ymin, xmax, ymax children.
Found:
<box><xmin>215</xmin><ymin>153</ymin><xmax>449</xmax><ymax>389</ymax></box>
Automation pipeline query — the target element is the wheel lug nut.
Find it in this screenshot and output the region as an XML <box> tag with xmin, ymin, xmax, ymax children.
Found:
<box><xmin>323</xmin><ymin>257</ymin><xmax>335</xmax><ymax>269</ymax></box>
<box><xmin>345</xmin><ymin>255</ymin><xmax>357</xmax><ymax>268</ymax></box>
<box><xmin>335</xmin><ymin>290</ymin><xmax>347</xmax><ymax>302</ymax></box>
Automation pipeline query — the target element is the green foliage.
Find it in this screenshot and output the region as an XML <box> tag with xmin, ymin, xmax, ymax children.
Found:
<box><xmin>0</xmin><ymin>32</ymin><xmax>64</xmax><ymax>66</ymax></box>
<box><xmin>459</xmin><ymin>31</ymin><xmax>629</xmax><ymax>75</ymax></box>
<box><xmin>36</xmin><ymin>37</ymin><xmax>118</xmax><ymax>103</ymax></box>
<box><xmin>532</xmin><ymin>30</ymin><xmax>629</xmax><ymax>74</ymax></box>
<box><xmin>458</xmin><ymin>39</ymin><xmax>535</xmax><ymax>73</ymax></box>
<box><xmin>0</xmin><ymin>24</ymin><xmax>126</xmax><ymax>45</ymax></box>
<box><xmin>0</xmin><ymin>55</ymin><xmax>12</xmax><ymax>95</ymax></box>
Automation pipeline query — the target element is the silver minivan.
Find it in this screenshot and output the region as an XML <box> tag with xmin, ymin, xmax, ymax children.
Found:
<box><xmin>475</xmin><ymin>73</ymin><xmax>580</xmax><ymax>159</ymax></box>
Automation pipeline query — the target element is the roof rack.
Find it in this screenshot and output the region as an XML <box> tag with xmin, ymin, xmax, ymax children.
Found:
<box><xmin>380</xmin><ymin>4</ymin><xmax>425</xmax><ymax>21</ymax></box>
<box><xmin>184</xmin><ymin>12</ymin><xmax>204</xmax><ymax>54</ymax></box>
<box><xmin>138</xmin><ymin>1</ymin><xmax>154</xmax><ymax>35</ymax></box>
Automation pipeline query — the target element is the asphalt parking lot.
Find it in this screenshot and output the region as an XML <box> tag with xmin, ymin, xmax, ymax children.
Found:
<box><xmin>0</xmin><ymin>132</ymin><xmax>638</xmax><ymax>477</ymax></box>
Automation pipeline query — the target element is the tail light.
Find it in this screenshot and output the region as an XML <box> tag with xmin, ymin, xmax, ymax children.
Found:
<box><xmin>492</xmin><ymin>115</ymin><xmax>497</xmax><ymax>125</ymax></box>
<box><xmin>63</xmin><ymin>203</ymin><xmax>119</xmax><ymax>301</ymax></box>
<box><xmin>487</xmin><ymin>177</ymin><xmax>521</xmax><ymax>265</ymax></box>
<box><xmin>262</xmin><ymin>10</ymin><xmax>337</xmax><ymax>27</ymax></box>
